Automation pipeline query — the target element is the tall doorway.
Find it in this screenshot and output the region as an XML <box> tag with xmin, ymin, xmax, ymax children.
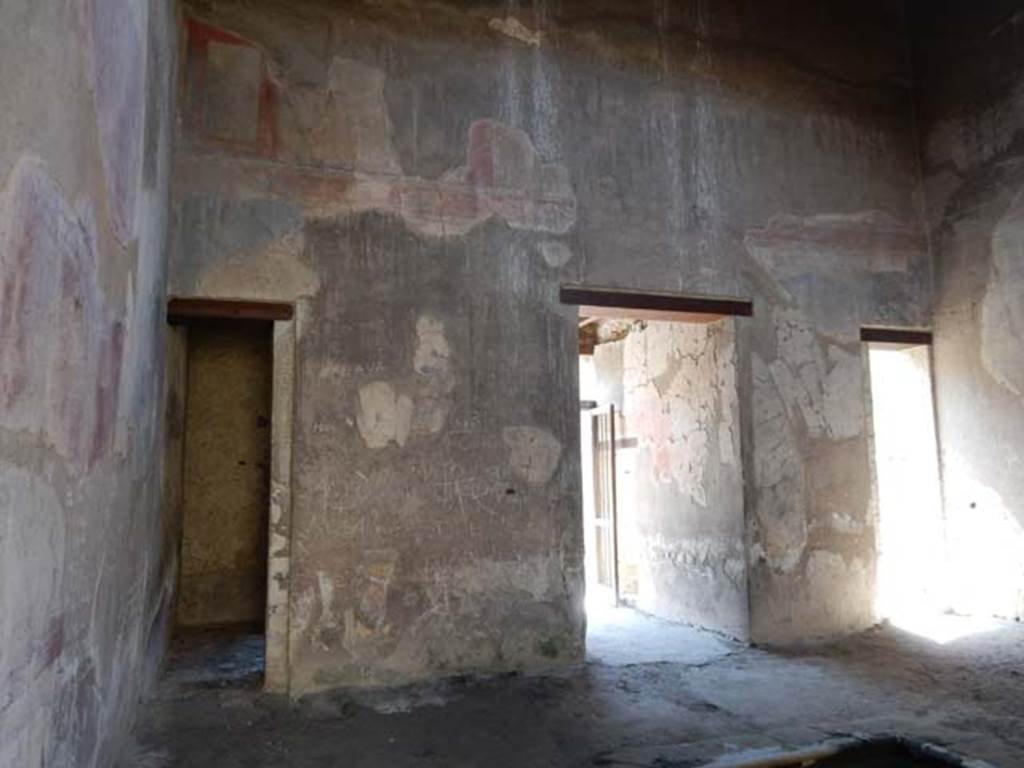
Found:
<box><xmin>866</xmin><ymin>338</ymin><xmax>945</xmax><ymax>628</ymax></box>
<box><xmin>174</xmin><ymin>319</ymin><xmax>273</xmax><ymax>684</ymax></box>
<box><xmin>568</xmin><ymin>287</ymin><xmax>753</xmax><ymax>666</ymax></box>
<box><xmin>864</xmin><ymin>331</ymin><xmax>1009</xmax><ymax>643</ymax></box>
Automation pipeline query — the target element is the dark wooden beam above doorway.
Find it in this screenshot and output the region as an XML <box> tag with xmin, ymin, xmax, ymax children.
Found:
<box><xmin>560</xmin><ymin>285</ymin><xmax>754</xmax><ymax>323</ymax></box>
<box><xmin>860</xmin><ymin>327</ymin><xmax>933</xmax><ymax>345</ymax></box>
<box><xmin>167</xmin><ymin>297</ymin><xmax>294</xmax><ymax>325</ymax></box>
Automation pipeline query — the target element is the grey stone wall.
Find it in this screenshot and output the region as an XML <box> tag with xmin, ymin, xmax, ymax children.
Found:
<box><xmin>171</xmin><ymin>0</ymin><xmax>928</xmax><ymax>690</ymax></box>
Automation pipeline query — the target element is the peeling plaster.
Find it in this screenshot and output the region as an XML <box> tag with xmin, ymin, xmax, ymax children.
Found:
<box><xmin>410</xmin><ymin>315</ymin><xmax>455</xmax><ymax>436</ymax></box>
<box><xmin>316</xmin><ymin>571</ymin><xmax>339</xmax><ymax>630</ymax></box>
<box><xmin>769</xmin><ymin>309</ymin><xmax>864</xmax><ymax>441</ymax></box>
<box><xmin>413</xmin><ymin>316</ymin><xmax>451</xmax><ymax>378</ymax></box>
<box><xmin>620</xmin><ymin>321</ymin><xmax>728</xmax><ymax>503</ymax></box>
<box><xmin>489</xmin><ymin>16</ymin><xmax>543</xmax><ymax>47</ymax></box>
<box><xmin>356</xmin><ymin>382</ymin><xmax>413</xmax><ymax>449</ymax></box>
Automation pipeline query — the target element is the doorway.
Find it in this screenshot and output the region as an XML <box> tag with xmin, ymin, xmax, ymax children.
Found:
<box><xmin>568</xmin><ymin>287</ymin><xmax>752</xmax><ymax>665</ymax></box>
<box><xmin>866</xmin><ymin>338</ymin><xmax>945</xmax><ymax>631</ymax></box>
<box><xmin>864</xmin><ymin>330</ymin><xmax>1009</xmax><ymax>643</ymax></box>
<box><xmin>173</xmin><ymin>319</ymin><xmax>273</xmax><ymax>685</ymax></box>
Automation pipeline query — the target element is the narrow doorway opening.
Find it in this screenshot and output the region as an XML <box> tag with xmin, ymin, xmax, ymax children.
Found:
<box><xmin>866</xmin><ymin>339</ymin><xmax>945</xmax><ymax>632</ymax></box>
<box><xmin>567</xmin><ymin>287</ymin><xmax>752</xmax><ymax>666</ymax></box>
<box><xmin>864</xmin><ymin>332</ymin><xmax>1004</xmax><ymax>643</ymax></box>
<box><xmin>173</xmin><ymin>319</ymin><xmax>273</xmax><ymax>686</ymax></box>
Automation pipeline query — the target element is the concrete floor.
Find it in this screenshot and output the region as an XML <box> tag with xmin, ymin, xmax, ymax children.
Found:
<box><xmin>586</xmin><ymin>603</ymin><xmax>738</xmax><ymax>667</ymax></box>
<box><xmin>122</xmin><ymin>612</ymin><xmax>1024</xmax><ymax>767</ymax></box>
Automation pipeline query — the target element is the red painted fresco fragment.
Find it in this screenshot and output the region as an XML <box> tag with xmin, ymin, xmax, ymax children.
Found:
<box><xmin>185</xmin><ymin>18</ymin><xmax>278</xmax><ymax>157</ymax></box>
<box><xmin>745</xmin><ymin>211</ymin><xmax>926</xmax><ymax>272</ymax></box>
<box><xmin>0</xmin><ymin>158</ymin><xmax>124</xmax><ymax>471</ymax></box>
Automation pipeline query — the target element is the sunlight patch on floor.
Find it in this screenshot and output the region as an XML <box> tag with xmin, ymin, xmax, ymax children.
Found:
<box><xmin>889</xmin><ymin>612</ymin><xmax>1009</xmax><ymax>645</ymax></box>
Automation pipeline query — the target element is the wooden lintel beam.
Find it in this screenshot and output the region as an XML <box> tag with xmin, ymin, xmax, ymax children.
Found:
<box><xmin>560</xmin><ymin>285</ymin><xmax>753</xmax><ymax>319</ymax></box>
<box><xmin>860</xmin><ymin>327</ymin><xmax>933</xmax><ymax>345</ymax></box>
<box><xmin>167</xmin><ymin>297</ymin><xmax>294</xmax><ymax>325</ymax></box>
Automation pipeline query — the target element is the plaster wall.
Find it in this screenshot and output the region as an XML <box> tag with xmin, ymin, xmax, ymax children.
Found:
<box><xmin>594</xmin><ymin>320</ymin><xmax>747</xmax><ymax>639</ymax></box>
<box><xmin>177</xmin><ymin>322</ymin><xmax>272</xmax><ymax>628</ymax></box>
<box><xmin>0</xmin><ymin>0</ymin><xmax>177</xmax><ymax>764</ymax></box>
<box><xmin>170</xmin><ymin>0</ymin><xmax>928</xmax><ymax>690</ymax></box>
<box><xmin>913</xmin><ymin>1</ymin><xmax>1024</xmax><ymax>619</ymax></box>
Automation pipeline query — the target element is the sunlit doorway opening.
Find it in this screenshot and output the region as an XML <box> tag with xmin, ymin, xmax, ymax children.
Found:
<box><xmin>866</xmin><ymin>336</ymin><xmax>1005</xmax><ymax>643</ymax></box>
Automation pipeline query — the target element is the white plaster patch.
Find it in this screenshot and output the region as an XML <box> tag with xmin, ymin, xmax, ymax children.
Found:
<box><xmin>812</xmin><ymin>550</ymin><xmax>848</xmax><ymax>576</ymax></box>
<box><xmin>290</xmin><ymin>583</ymin><xmax>318</xmax><ymax>638</ymax></box>
<box><xmin>355</xmin><ymin>550</ymin><xmax>397</xmax><ymax>634</ymax></box>
<box><xmin>413</xmin><ymin>315</ymin><xmax>451</xmax><ymax>377</ymax></box>
<box><xmin>356</xmin><ymin>381</ymin><xmax>413</xmax><ymax>449</ymax></box>
<box><xmin>716</xmin><ymin>326</ymin><xmax>739</xmax><ymax>467</ymax></box>
<box><xmin>981</xmin><ymin>187</ymin><xmax>1024</xmax><ymax>396</ymax></box>
<box><xmin>829</xmin><ymin>511</ymin><xmax>864</xmax><ymax>534</ymax></box>
<box><xmin>537</xmin><ymin>241</ymin><xmax>573</xmax><ymax>268</ymax></box>
<box><xmin>502</xmin><ymin>426</ymin><xmax>562</xmax><ymax>485</ymax></box>
<box><xmin>794</xmin><ymin>551</ymin><xmax>874</xmax><ymax>636</ymax></box>
<box><xmin>489</xmin><ymin>16</ymin><xmax>543</xmax><ymax>47</ymax></box>
<box><xmin>822</xmin><ymin>345</ymin><xmax>865</xmax><ymax>439</ymax></box>
<box><xmin>410</xmin><ymin>315</ymin><xmax>455</xmax><ymax>436</ymax></box>
<box><xmin>317</xmin><ymin>571</ymin><xmax>339</xmax><ymax>630</ymax></box>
